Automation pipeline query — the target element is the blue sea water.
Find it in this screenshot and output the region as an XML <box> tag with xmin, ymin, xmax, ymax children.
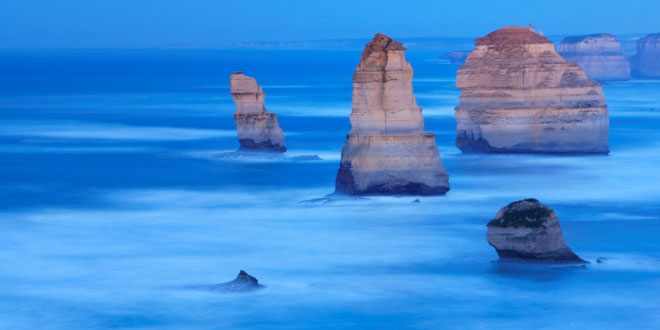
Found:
<box><xmin>0</xmin><ymin>49</ymin><xmax>659</xmax><ymax>329</ymax></box>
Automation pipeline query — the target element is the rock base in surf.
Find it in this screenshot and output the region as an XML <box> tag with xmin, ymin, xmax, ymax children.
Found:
<box><xmin>486</xmin><ymin>199</ymin><xmax>586</xmax><ymax>263</ymax></box>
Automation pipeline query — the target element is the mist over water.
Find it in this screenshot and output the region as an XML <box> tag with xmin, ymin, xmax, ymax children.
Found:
<box><xmin>0</xmin><ymin>49</ymin><xmax>659</xmax><ymax>329</ymax></box>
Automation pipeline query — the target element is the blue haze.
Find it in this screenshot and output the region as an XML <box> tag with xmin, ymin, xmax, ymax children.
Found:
<box><xmin>0</xmin><ymin>49</ymin><xmax>659</xmax><ymax>328</ymax></box>
<box><xmin>1</xmin><ymin>1</ymin><xmax>660</xmax><ymax>48</ymax></box>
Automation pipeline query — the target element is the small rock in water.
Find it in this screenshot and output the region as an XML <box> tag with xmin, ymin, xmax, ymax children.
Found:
<box><xmin>412</xmin><ymin>199</ymin><xmax>421</xmax><ymax>203</ymax></box>
<box><xmin>209</xmin><ymin>270</ymin><xmax>264</xmax><ymax>292</ymax></box>
<box><xmin>486</xmin><ymin>198</ymin><xmax>587</xmax><ymax>264</ymax></box>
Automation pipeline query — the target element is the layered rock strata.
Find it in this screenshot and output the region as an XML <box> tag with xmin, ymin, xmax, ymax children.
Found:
<box><xmin>335</xmin><ymin>33</ymin><xmax>450</xmax><ymax>195</ymax></box>
<box><xmin>557</xmin><ymin>33</ymin><xmax>631</xmax><ymax>81</ymax></box>
<box><xmin>455</xmin><ymin>26</ymin><xmax>609</xmax><ymax>154</ymax></box>
<box><xmin>486</xmin><ymin>199</ymin><xmax>586</xmax><ymax>263</ymax></box>
<box><xmin>230</xmin><ymin>72</ymin><xmax>286</xmax><ymax>152</ymax></box>
<box><xmin>631</xmin><ymin>33</ymin><xmax>660</xmax><ymax>78</ymax></box>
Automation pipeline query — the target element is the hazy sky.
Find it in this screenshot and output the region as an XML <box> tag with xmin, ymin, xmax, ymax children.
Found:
<box><xmin>1</xmin><ymin>0</ymin><xmax>659</xmax><ymax>48</ymax></box>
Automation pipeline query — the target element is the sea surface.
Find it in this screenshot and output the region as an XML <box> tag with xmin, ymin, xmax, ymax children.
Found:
<box><xmin>0</xmin><ymin>49</ymin><xmax>659</xmax><ymax>329</ymax></box>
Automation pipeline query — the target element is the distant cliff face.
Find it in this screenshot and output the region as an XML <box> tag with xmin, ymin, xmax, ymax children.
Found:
<box><xmin>557</xmin><ymin>33</ymin><xmax>630</xmax><ymax>81</ymax></box>
<box><xmin>230</xmin><ymin>73</ymin><xmax>286</xmax><ymax>152</ymax></box>
<box><xmin>335</xmin><ymin>33</ymin><xmax>450</xmax><ymax>195</ymax></box>
<box><xmin>454</xmin><ymin>26</ymin><xmax>609</xmax><ymax>154</ymax></box>
<box><xmin>631</xmin><ymin>33</ymin><xmax>660</xmax><ymax>78</ymax></box>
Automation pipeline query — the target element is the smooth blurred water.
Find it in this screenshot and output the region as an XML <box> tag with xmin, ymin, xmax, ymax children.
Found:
<box><xmin>0</xmin><ymin>49</ymin><xmax>659</xmax><ymax>329</ymax></box>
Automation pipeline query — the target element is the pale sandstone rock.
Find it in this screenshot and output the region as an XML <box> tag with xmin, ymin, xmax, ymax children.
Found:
<box><xmin>486</xmin><ymin>199</ymin><xmax>586</xmax><ymax>263</ymax></box>
<box><xmin>455</xmin><ymin>26</ymin><xmax>609</xmax><ymax>154</ymax></box>
<box><xmin>631</xmin><ymin>33</ymin><xmax>660</xmax><ymax>78</ymax></box>
<box><xmin>336</xmin><ymin>33</ymin><xmax>450</xmax><ymax>195</ymax></box>
<box><xmin>230</xmin><ymin>72</ymin><xmax>286</xmax><ymax>152</ymax></box>
<box><xmin>557</xmin><ymin>33</ymin><xmax>631</xmax><ymax>81</ymax></box>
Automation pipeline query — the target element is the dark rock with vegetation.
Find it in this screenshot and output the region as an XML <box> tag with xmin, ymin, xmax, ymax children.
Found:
<box><xmin>486</xmin><ymin>199</ymin><xmax>586</xmax><ymax>263</ymax></box>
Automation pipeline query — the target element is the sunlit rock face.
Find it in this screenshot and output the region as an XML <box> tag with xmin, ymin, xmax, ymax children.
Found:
<box><xmin>230</xmin><ymin>72</ymin><xmax>286</xmax><ymax>152</ymax></box>
<box><xmin>557</xmin><ymin>33</ymin><xmax>631</xmax><ymax>81</ymax></box>
<box><xmin>335</xmin><ymin>33</ymin><xmax>450</xmax><ymax>195</ymax></box>
<box><xmin>631</xmin><ymin>33</ymin><xmax>660</xmax><ymax>78</ymax></box>
<box><xmin>455</xmin><ymin>26</ymin><xmax>609</xmax><ymax>154</ymax></box>
<box><xmin>486</xmin><ymin>199</ymin><xmax>586</xmax><ymax>263</ymax></box>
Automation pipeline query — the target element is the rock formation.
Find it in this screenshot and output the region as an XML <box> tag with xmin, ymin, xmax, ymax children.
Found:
<box><xmin>335</xmin><ymin>33</ymin><xmax>450</xmax><ymax>195</ymax></box>
<box><xmin>631</xmin><ymin>33</ymin><xmax>660</xmax><ymax>78</ymax></box>
<box><xmin>455</xmin><ymin>26</ymin><xmax>610</xmax><ymax>154</ymax></box>
<box><xmin>557</xmin><ymin>33</ymin><xmax>631</xmax><ymax>81</ymax></box>
<box><xmin>486</xmin><ymin>199</ymin><xmax>586</xmax><ymax>263</ymax></box>
<box><xmin>230</xmin><ymin>72</ymin><xmax>286</xmax><ymax>152</ymax></box>
<box><xmin>210</xmin><ymin>270</ymin><xmax>264</xmax><ymax>292</ymax></box>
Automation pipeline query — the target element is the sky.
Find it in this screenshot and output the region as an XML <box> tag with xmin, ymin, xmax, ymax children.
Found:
<box><xmin>1</xmin><ymin>0</ymin><xmax>659</xmax><ymax>48</ymax></box>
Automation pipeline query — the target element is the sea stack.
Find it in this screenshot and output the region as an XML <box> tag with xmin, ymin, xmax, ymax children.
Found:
<box><xmin>230</xmin><ymin>72</ymin><xmax>286</xmax><ymax>152</ymax></box>
<box><xmin>557</xmin><ymin>33</ymin><xmax>631</xmax><ymax>81</ymax></box>
<box><xmin>455</xmin><ymin>26</ymin><xmax>609</xmax><ymax>154</ymax></box>
<box><xmin>335</xmin><ymin>33</ymin><xmax>450</xmax><ymax>195</ymax></box>
<box><xmin>486</xmin><ymin>199</ymin><xmax>586</xmax><ymax>263</ymax></box>
<box><xmin>631</xmin><ymin>33</ymin><xmax>660</xmax><ymax>78</ymax></box>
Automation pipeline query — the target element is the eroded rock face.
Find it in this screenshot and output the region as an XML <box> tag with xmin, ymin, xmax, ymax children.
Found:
<box><xmin>210</xmin><ymin>270</ymin><xmax>264</xmax><ymax>292</ymax></box>
<box><xmin>230</xmin><ymin>72</ymin><xmax>286</xmax><ymax>152</ymax></box>
<box><xmin>631</xmin><ymin>33</ymin><xmax>660</xmax><ymax>78</ymax></box>
<box><xmin>335</xmin><ymin>33</ymin><xmax>450</xmax><ymax>195</ymax></box>
<box><xmin>557</xmin><ymin>33</ymin><xmax>631</xmax><ymax>81</ymax></box>
<box><xmin>486</xmin><ymin>199</ymin><xmax>586</xmax><ymax>263</ymax></box>
<box><xmin>455</xmin><ymin>26</ymin><xmax>609</xmax><ymax>154</ymax></box>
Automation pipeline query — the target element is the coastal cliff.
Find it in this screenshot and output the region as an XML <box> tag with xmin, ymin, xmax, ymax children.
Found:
<box><xmin>335</xmin><ymin>33</ymin><xmax>450</xmax><ymax>195</ymax></box>
<box><xmin>557</xmin><ymin>33</ymin><xmax>631</xmax><ymax>81</ymax></box>
<box><xmin>230</xmin><ymin>72</ymin><xmax>286</xmax><ymax>152</ymax></box>
<box><xmin>631</xmin><ymin>33</ymin><xmax>660</xmax><ymax>78</ymax></box>
<box><xmin>455</xmin><ymin>26</ymin><xmax>609</xmax><ymax>154</ymax></box>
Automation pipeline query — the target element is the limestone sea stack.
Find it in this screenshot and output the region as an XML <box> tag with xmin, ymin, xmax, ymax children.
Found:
<box><xmin>455</xmin><ymin>26</ymin><xmax>609</xmax><ymax>154</ymax></box>
<box><xmin>631</xmin><ymin>33</ymin><xmax>660</xmax><ymax>78</ymax></box>
<box><xmin>335</xmin><ymin>33</ymin><xmax>450</xmax><ymax>195</ymax></box>
<box><xmin>230</xmin><ymin>72</ymin><xmax>286</xmax><ymax>152</ymax></box>
<box><xmin>486</xmin><ymin>199</ymin><xmax>586</xmax><ymax>263</ymax></box>
<box><xmin>557</xmin><ymin>33</ymin><xmax>631</xmax><ymax>81</ymax></box>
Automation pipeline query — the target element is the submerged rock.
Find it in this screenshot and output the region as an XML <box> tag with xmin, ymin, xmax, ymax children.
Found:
<box><xmin>455</xmin><ymin>26</ymin><xmax>609</xmax><ymax>154</ymax></box>
<box><xmin>631</xmin><ymin>33</ymin><xmax>660</xmax><ymax>78</ymax></box>
<box><xmin>209</xmin><ymin>270</ymin><xmax>264</xmax><ymax>292</ymax></box>
<box><xmin>486</xmin><ymin>198</ymin><xmax>586</xmax><ymax>263</ymax></box>
<box><xmin>335</xmin><ymin>33</ymin><xmax>450</xmax><ymax>195</ymax></box>
<box><xmin>557</xmin><ymin>33</ymin><xmax>631</xmax><ymax>81</ymax></box>
<box><xmin>230</xmin><ymin>72</ymin><xmax>286</xmax><ymax>152</ymax></box>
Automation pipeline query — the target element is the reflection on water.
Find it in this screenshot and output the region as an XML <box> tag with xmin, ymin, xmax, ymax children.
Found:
<box><xmin>0</xmin><ymin>49</ymin><xmax>659</xmax><ymax>329</ymax></box>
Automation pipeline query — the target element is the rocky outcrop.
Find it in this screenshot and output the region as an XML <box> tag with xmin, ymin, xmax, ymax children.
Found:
<box><xmin>335</xmin><ymin>33</ymin><xmax>450</xmax><ymax>195</ymax></box>
<box><xmin>230</xmin><ymin>72</ymin><xmax>286</xmax><ymax>152</ymax></box>
<box><xmin>631</xmin><ymin>33</ymin><xmax>660</xmax><ymax>78</ymax></box>
<box><xmin>557</xmin><ymin>33</ymin><xmax>631</xmax><ymax>81</ymax></box>
<box><xmin>486</xmin><ymin>199</ymin><xmax>586</xmax><ymax>263</ymax></box>
<box><xmin>455</xmin><ymin>26</ymin><xmax>609</xmax><ymax>154</ymax></box>
<box><xmin>210</xmin><ymin>270</ymin><xmax>264</xmax><ymax>292</ymax></box>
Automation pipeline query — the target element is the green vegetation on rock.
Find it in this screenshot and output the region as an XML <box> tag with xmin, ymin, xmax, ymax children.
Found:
<box><xmin>487</xmin><ymin>199</ymin><xmax>551</xmax><ymax>228</ymax></box>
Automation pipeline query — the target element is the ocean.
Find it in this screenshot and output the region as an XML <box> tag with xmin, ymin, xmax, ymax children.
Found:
<box><xmin>0</xmin><ymin>48</ymin><xmax>659</xmax><ymax>329</ymax></box>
